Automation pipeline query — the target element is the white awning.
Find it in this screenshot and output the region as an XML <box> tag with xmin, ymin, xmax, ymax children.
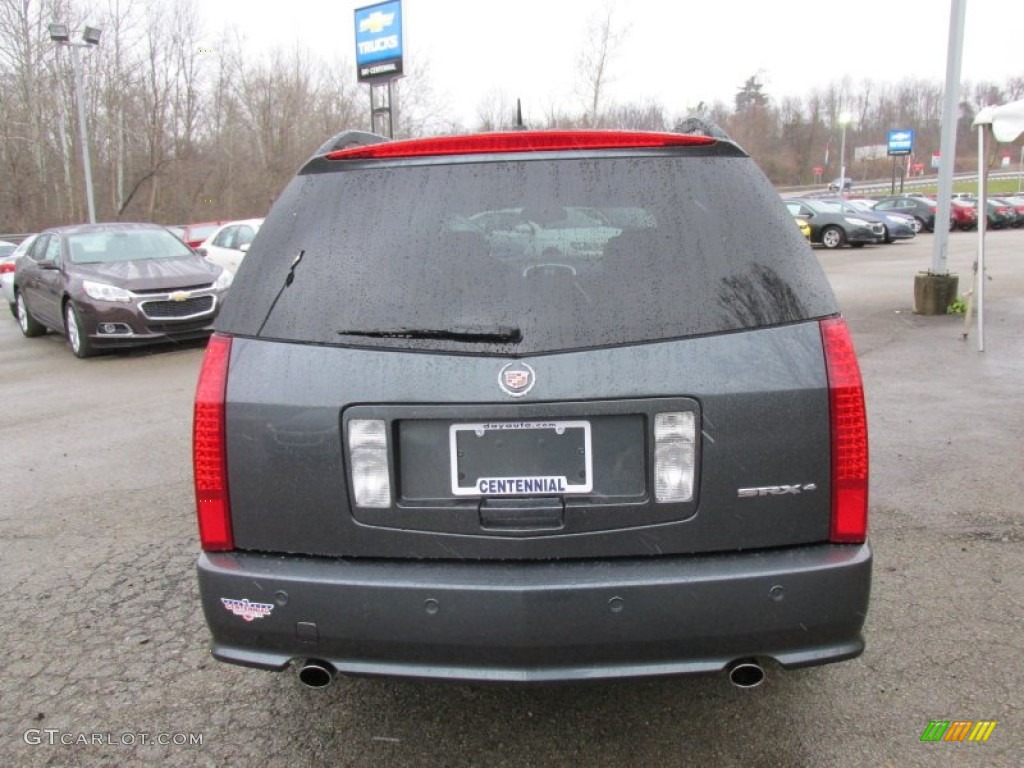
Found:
<box><xmin>972</xmin><ymin>99</ymin><xmax>1024</xmax><ymax>143</ymax></box>
<box><xmin>968</xmin><ymin>98</ymin><xmax>1024</xmax><ymax>351</ymax></box>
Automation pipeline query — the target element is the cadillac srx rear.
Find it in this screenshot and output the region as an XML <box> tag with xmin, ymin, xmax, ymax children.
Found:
<box><xmin>193</xmin><ymin>128</ymin><xmax>870</xmax><ymax>686</ymax></box>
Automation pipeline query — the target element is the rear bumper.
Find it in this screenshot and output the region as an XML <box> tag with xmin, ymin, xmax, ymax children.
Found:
<box><xmin>197</xmin><ymin>543</ymin><xmax>871</xmax><ymax>683</ymax></box>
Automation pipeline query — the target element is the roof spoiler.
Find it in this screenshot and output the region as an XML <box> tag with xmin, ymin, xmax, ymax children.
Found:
<box><xmin>672</xmin><ymin>115</ymin><xmax>733</xmax><ymax>141</ymax></box>
<box><xmin>311</xmin><ymin>130</ymin><xmax>390</xmax><ymax>160</ymax></box>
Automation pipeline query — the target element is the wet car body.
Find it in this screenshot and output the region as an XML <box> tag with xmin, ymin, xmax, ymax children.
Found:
<box><xmin>194</xmin><ymin>129</ymin><xmax>871</xmax><ymax>686</ymax></box>
<box><xmin>14</xmin><ymin>222</ymin><xmax>231</xmax><ymax>358</ymax></box>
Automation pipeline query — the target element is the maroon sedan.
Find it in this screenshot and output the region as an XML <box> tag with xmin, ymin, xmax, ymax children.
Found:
<box><xmin>13</xmin><ymin>223</ymin><xmax>232</xmax><ymax>358</ymax></box>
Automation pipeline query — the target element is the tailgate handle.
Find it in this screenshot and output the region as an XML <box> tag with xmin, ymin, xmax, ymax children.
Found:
<box><xmin>479</xmin><ymin>498</ymin><xmax>564</xmax><ymax>531</ymax></box>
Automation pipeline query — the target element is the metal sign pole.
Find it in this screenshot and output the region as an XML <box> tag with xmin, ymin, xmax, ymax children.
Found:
<box><xmin>371</xmin><ymin>80</ymin><xmax>394</xmax><ymax>138</ymax></box>
<box><xmin>976</xmin><ymin>124</ymin><xmax>986</xmax><ymax>352</ymax></box>
<box><xmin>930</xmin><ymin>0</ymin><xmax>967</xmax><ymax>275</ymax></box>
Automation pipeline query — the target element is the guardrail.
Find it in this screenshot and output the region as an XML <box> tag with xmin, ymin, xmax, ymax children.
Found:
<box><xmin>779</xmin><ymin>170</ymin><xmax>1024</xmax><ymax>198</ymax></box>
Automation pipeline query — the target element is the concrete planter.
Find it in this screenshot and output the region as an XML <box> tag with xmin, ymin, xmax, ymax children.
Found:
<box><xmin>914</xmin><ymin>272</ymin><xmax>959</xmax><ymax>315</ymax></box>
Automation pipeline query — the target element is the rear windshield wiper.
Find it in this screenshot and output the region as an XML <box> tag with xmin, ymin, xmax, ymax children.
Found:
<box><xmin>337</xmin><ymin>325</ymin><xmax>522</xmax><ymax>343</ymax></box>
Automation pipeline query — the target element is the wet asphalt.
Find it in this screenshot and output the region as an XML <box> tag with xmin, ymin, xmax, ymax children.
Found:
<box><xmin>0</xmin><ymin>229</ymin><xmax>1021</xmax><ymax>767</ymax></box>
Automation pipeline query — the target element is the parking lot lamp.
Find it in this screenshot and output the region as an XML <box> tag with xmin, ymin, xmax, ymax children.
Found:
<box><xmin>838</xmin><ymin>112</ymin><xmax>852</xmax><ymax>197</ymax></box>
<box><xmin>49</xmin><ymin>23</ymin><xmax>102</xmax><ymax>224</ymax></box>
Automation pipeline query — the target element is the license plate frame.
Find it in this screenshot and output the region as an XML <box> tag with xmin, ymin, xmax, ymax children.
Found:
<box><xmin>449</xmin><ymin>420</ymin><xmax>593</xmax><ymax>497</ymax></box>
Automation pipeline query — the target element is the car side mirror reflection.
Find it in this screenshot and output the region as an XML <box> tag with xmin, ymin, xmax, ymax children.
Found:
<box><xmin>239</xmin><ymin>243</ymin><xmax>250</xmax><ymax>253</ymax></box>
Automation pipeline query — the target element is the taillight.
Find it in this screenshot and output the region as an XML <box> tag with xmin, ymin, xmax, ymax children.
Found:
<box><xmin>821</xmin><ymin>318</ymin><xmax>869</xmax><ymax>543</ymax></box>
<box><xmin>0</xmin><ymin>261</ymin><xmax>14</xmax><ymax>274</ymax></box>
<box><xmin>193</xmin><ymin>334</ymin><xmax>233</xmax><ymax>550</ymax></box>
<box><xmin>325</xmin><ymin>130</ymin><xmax>715</xmax><ymax>160</ymax></box>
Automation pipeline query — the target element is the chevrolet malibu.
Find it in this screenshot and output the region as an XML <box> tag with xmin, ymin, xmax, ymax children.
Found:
<box><xmin>195</xmin><ymin>127</ymin><xmax>871</xmax><ymax>688</ymax></box>
<box><xmin>15</xmin><ymin>222</ymin><xmax>232</xmax><ymax>358</ymax></box>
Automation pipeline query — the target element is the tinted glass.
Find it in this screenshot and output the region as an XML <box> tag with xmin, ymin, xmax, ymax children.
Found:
<box><xmin>67</xmin><ymin>229</ymin><xmax>194</xmax><ymax>264</ymax></box>
<box><xmin>219</xmin><ymin>152</ymin><xmax>837</xmax><ymax>355</ymax></box>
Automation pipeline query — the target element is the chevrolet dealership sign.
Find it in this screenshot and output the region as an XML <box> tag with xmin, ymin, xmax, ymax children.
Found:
<box><xmin>887</xmin><ymin>129</ymin><xmax>914</xmax><ymax>156</ymax></box>
<box><xmin>355</xmin><ymin>1</ymin><xmax>403</xmax><ymax>82</ymax></box>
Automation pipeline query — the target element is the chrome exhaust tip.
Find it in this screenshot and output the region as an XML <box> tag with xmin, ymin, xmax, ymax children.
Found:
<box><xmin>297</xmin><ymin>660</ymin><xmax>336</xmax><ymax>689</ymax></box>
<box><xmin>727</xmin><ymin>659</ymin><xmax>765</xmax><ymax>689</ymax></box>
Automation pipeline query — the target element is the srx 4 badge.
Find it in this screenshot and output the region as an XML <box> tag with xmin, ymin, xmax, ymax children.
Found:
<box><xmin>737</xmin><ymin>483</ymin><xmax>818</xmax><ymax>498</ymax></box>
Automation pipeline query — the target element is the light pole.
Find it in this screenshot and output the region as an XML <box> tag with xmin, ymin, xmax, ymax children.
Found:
<box><xmin>49</xmin><ymin>23</ymin><xmax>102</xmax><ymax>224</ymax></box>
<box><xmin>838</xmin><ymin>111</ymin><xmax>852</xmax><ymax>197</ymax></box>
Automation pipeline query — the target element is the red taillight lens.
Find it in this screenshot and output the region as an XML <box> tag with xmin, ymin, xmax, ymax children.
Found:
<box><xmin>193</xmin><ymin>334</ymin><xmax>233</xmax><ymax>551</ymax></box>
<box><xmin>325</xmin><ymin>130</ymin><xmax>715</xmax><ymax>160</ymax></box>
<box><xmin>0</xmin><ymin>261</ymin><xmax>14</xmax><ymax>274</ymax></box>
<box><xmin>821</xmin><ymin>318</ymin><xmax>869</xmax><ymax>543</ymax></box>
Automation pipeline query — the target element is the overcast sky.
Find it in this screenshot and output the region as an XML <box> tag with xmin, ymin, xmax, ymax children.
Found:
<box><xmin>203</xmin><ymin>0</ymin><xmax>1024</xmax><ymax>127</ymax></box>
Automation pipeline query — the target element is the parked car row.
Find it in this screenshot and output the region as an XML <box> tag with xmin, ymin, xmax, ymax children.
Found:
<box><xmin>869</xmin><ymin>196</ymin><xmax>956</xmax><ymax>233</ymax></box>
<box><xmin>948</xmin><ymin>194</ymin><xmax>1024</xmax><ymax>229</ymax></box>
<box><xmin>782</xmin><ymin>190</ymin><xmax>1024</xmax><ymax>246</ymax></box>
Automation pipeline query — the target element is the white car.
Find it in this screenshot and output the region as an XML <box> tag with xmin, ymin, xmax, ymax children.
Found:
<box><xmin>1</xmin><ymin>236</ymin><xmax>35</xmax><ymax>316</ymax></box>
<box><xmin>196</xmin><ymin>218</ymin><xmax>263</xmax><ymax>274</ymax></box>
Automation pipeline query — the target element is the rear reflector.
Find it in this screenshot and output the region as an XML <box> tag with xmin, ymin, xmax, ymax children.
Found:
<box><xmin>821</xmin><ymin>318</ymin><xmax>869</xmax><ymax>543</ymax></box>
<box><xmin>325</xmin><ymin>130</ymin><xmax>715</xmax><ymax>160</ymax></box>
<box><xmin>348</xmin><ymin>419</ymin><xmax>392</xmax><ymax>508</ymax></box>
<box><xmin>654</xmin><ymin>411</ymin><xmax>696</xmax><ymax>503</ymax></box>
<box><xmin>193</xmin><ymin>334</ymin><xmax>233</xmax><ymax>551</ymax></box>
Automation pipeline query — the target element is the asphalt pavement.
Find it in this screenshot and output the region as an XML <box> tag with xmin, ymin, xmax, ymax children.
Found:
<box><xmin>0</xmin><ymin>229</ymin><xmax>1021</xmax><ymax>767</ymax></box>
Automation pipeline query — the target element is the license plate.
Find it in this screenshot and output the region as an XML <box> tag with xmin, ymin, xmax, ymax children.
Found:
<box><xmin>449</xmin><ymin>420</ymin><xmax>593</xmax><ymax>496</ymax></box>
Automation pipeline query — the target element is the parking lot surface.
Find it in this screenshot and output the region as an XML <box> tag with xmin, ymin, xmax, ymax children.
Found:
<box><xmin>1</xmin><ymin>231</ymin><xmax>1021</xmax><ymax>767</ymax></box>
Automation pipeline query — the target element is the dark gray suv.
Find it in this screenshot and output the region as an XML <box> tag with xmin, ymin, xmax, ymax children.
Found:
<box><xmin>193</xmin><ymin>128</ymin><xmax>870</xmax><ymax>688</ymax></box>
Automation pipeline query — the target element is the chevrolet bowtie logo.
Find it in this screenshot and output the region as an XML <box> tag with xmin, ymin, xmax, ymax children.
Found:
<box><xmin>169</xmin><ymin>291</ymin><xmax>189</xmax><ymax>302</ymax></box>
<box><xmin>360</xmin><ymin>11</ymin><xmax>394</xmax><ymax>34</ymax></box>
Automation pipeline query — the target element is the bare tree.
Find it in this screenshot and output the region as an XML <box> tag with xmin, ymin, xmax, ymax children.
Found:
<box><xmin>575</xmin><ymin>2</ymin><xmax>628</xmax><ymax>127</ymax></box>
<box><xmin>474</xmin><ymin>89</ymin><xmax>516</xmax><ymax>132</ymax></box>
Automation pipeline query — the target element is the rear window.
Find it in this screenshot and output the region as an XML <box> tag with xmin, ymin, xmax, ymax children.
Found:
<box><xmin>218</xmin><ymin>151</ymin><xmax>837</xmax><ymax>355</ymax></box>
